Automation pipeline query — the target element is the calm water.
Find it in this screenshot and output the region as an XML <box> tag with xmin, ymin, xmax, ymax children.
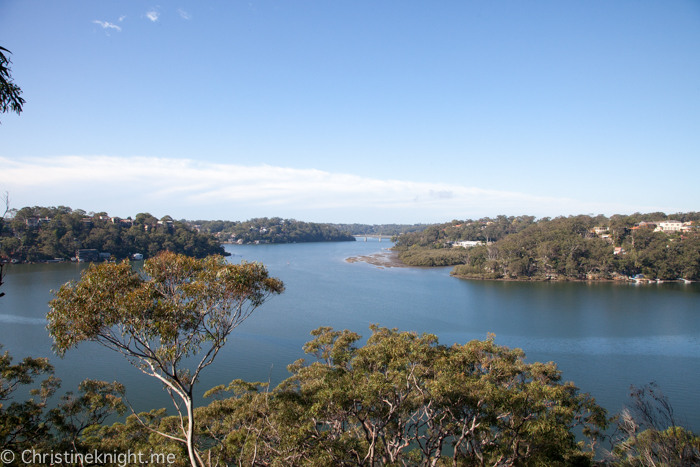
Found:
<box><xmin>1</xmin><ymin>239</ymin><xmax>699</xmax><ymax>429</ymax></box>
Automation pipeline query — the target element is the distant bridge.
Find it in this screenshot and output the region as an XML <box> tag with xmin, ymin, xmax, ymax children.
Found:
<box><xmin>352</xmin><ymin>234</ymin><xmax>393</xmax><ymax>241</ymax></box>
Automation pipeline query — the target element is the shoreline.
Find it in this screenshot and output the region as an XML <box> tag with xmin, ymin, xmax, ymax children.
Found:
<box><xmin>345</xmin><ymin>250</ymin><xmax>695</xmax><ymax>283</ymax></box>
<box><xmin>451</xmin><ymin>274</ymin><xmax>695</xmax><ymax>284</ymax></box>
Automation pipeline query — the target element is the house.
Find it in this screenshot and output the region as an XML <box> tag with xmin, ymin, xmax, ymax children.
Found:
<box><xmin>76</xmin><ymin>249</ymin><xmax>100</xmax><ymax>262</ymax></box>
<box><xmin>592</xmin><ymin>227</ymin><xmax>609</xmax><ymax>235</ymax></box>
<box><xmin>681</xmin><ymin>221</ymin><xmax>696</xmax><ymax>232</ymax></box>
<box><xmin>25</xmin><ymin>217</ymin><xmax>39</xmax><ymax>228</ymax></box>
<box><xmin>614</xmin><ymin>247</ymin><xmax>625</xmax><ymax>255</ymax></box>
<box><xmin>453</xmin><ymin>240</ymin><xmax>485</xmax><ymax>248</ymax></box>
<box><xmin>81</xmin><ymin>217</ymin><xmax>94</xmax><ymax>227</ymax></box>
<box><xmin>655</xmin><ymin>221</ymin><xmax>683</xmax><ymax>233</ymax></box>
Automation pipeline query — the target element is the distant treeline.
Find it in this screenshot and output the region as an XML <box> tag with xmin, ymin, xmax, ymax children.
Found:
<box><xmin>0</xmin><ymin>206</ymin><xmax>224</xmax><ymax>262</ymax></box>
<box><xmin>393</xmin><ymin>213</ymin><xmax>700</xmax><ymax>280</ymax></box>
<box><xmin>330</xmin><ymin>223</ymin><xmax>432</xmax><ymax>236</ymax></box>
<box><xmin>191</xmin><ymin>217</ymin><xmax>355</xmax><ymax>244</ymax></box>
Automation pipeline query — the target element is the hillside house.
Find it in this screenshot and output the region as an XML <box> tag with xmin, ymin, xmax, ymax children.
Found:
<box><xmin>681</xmin><ymin>221</ymin><xmax>696</xmax><ymax>232</ymax></box>
<box><xmin>655</xmin><ymin>221</ymin><xmax>683</xmax><ymax>233</ymax></box>
<box><xmin>453</xmin><ymin>240</ymin><xmax>485</xmax><ymax>248</ymax></box>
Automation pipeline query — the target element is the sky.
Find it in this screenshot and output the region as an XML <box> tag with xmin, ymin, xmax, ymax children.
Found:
<box><xmin>1</xmin><ymin>1</ymin><xmax>699</xmax><ymax>223</ymax></box>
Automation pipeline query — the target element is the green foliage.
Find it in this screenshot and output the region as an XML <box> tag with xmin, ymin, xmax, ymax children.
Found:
<box><xmin>608</xmin><ymin>384</ymin><xmax>700</xmax><ymax>466</ymax></box>
<box><xmin>389</xmin><ymin>213</ymin><xmax>700</xmax><ymax>281</ymax></box>
<box><xmin>47</xmin><ymin>252</ymin><xmax>284</xmax><ymax>467</ymax></box>
<box><xmin>0</xmin><ymin>46</ymin><xmax>25</xmax><ymax>122</ymax></box>
<box><xmin>394</xmin><ymin>215</ymin><xmax>537</xmax><ymax>248</ymax></box>
<box><xmin>396</xmin><ymin>246</ymin><xmax>469</xmax><ymax>267</ymax></box>
<box><xmin>451</xmin><ymin>216</ymin><xmax>615</xmax><ymax>280</ymax></box>
<box><xmin>182</xmin><ymin>326</ymin><xmax>608</xmax><ymax>466</ymax></box>
<box><xmin>0</xmin><ymin>206</ymin><xmax>224</xmax><ymax>262</ymax></box>
<box><xmin>332</xmin><ymin>223</ymin><xmax>432</xmax><ymax>236</ymax></box>
<box><xmin>0</xmin><ymin>344</ymin><xmax>57</xmax><ymax>452</ymax></box>
<box><xmin>1</xmin><ymin>344</ymin><xmax>125</xmax><ymax>460</ymax></box>
<box><xmin>192</xmin><ymin>217</ymin><xmax>356</xmax><ymax>244</ymax></box>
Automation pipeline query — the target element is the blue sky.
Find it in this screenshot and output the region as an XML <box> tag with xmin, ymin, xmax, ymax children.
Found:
<box><xmin>1</xmin><ymin>1</ymin><xmax>699</xmax><ymax>223</ymax></box>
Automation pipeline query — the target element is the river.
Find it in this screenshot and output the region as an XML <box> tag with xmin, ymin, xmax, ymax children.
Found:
<box><xmin>1</xmin><ymin>238</ymin><xmax>698</xmax><ymax>429</ymax></box>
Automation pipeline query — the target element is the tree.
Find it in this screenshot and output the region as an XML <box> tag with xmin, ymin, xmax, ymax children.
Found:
<box><xmin>199</xmin><ymin>326</ymin><xmax>608</xmax><ymax>466</ymax></box>
<box><xmin>0</xmin><ymin>343</ymin><xmax>59</xmax><ymax>452</ymax></box>
<box><xmin>608</xmin><ymin>383</ymin><xmax>700</xmax><ymax>466</ymax></box>
<box><xmin>0</xmin><ymin>47</ymin><xmax>25</xmax><ymax>123</ymax></box>
<box><xmin>47</xmin><ymin>251</ymin><xmax>284</xmax><ymax>467</ymax></box>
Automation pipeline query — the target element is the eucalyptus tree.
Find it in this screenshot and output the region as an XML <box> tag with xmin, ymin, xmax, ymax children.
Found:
<box><xmin>47</xmin><ymin>252</ymin><xmax>284</xmax><ymax>467</ymax></box>
<box><xmin>197</xmin><ymin>326</ymin><xmax>608</xmax><ymax>466</ymax></box>
<box><xmin>0</xmin><ymin>46</ymin><xmax>24</xmax><ymax>122</ymax></box>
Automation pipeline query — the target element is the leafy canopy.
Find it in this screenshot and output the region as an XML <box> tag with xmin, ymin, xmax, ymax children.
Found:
<box><xmin>0</xmin><ymin>46</ymin><xmax>25</xmax><ymax>122</ymax></box>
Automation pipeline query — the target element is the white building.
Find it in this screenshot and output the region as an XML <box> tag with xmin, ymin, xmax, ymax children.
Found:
<box><xmin>453</xmin><ymin>240</ymin><xmax>485</xmax><ymax>248</ymax></box>
<box><xmin>655</xmin><ymin>221</ymin><xmax>683</xmax><ymax>233</ymax></box>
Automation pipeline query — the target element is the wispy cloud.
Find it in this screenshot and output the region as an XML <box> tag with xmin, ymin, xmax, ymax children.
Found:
<box><xmin>118</xmin><ymin>15</ymin><xmax>127</xmax><ymax>22</ymax></box>
<box><xmin>146</xmin><ymin>9</ymin><xmax>160</xmax><ymax>22</ymax></box>
<box><xmin>0</xmin><ymin>156</ymin><xmax>665</xmax><ymax>223</ymax></box>
<box><xmin>92</xmin><ymin>20</ymin><xmax>121</xmax><ymax>32</ymax></box>
<box><xmin>178</xmin><ymin>8</ymin><xmax>191</xmax><ymax>20</ymax></box>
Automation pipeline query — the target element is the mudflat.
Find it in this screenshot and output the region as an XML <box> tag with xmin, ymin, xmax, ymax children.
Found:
<box><xmin>346</xmin><ymin>249</ymin><xmax>406</xmax><ymax>268</ymax></box>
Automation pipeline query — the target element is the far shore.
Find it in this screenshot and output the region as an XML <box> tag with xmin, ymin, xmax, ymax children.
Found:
<box><xmin>345</xmin><ymin>250</ymin><xmax>695</xmax><ymax>283</ymax></box>
<box><xmin>450</xmin><ymin>274</ymin><xmax>694</xmax><ymax>284</ymax></box>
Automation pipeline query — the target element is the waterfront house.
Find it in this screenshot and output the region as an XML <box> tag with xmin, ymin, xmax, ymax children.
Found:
<box><xmin>76</xmin><ymin>249</ymin><xmax>100</xmax><ymax>262</ymax></box>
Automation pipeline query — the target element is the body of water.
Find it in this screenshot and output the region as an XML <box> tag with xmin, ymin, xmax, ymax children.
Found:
<box><xmin>1</xmin><ymin>239</ymin><xmax>699</xmax><ymax>429</ymax></box>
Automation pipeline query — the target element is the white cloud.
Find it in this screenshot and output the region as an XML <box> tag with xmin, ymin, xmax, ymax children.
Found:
<box><xmin>178</xmin><ymin>9</ymin><xmax>191</xmax><ymax>20</ymax></box>
<box><xmin>0</xmin><ymin>156</ymin><xmax>668</xmax><ymax>223</ymax></box>
<box><xmin>118</xmin><ymin>15</ymin><xmax>127</xmax><ymax>22</ymax></box>
<box><xmin>146</xmin><ymin>9</ymin><xmax>160</xmax><ymax>22</ymax></box>
<box><xmin>92</xmin><ymin>20</ymin><xmax>121</xmax><ymax>32</ymax></box>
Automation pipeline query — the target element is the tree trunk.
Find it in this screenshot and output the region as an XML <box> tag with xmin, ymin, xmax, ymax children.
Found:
<box><xmin>185</xmin><ymin>396</ymin><xmax>200</xmax><ymax>467</ymax></box>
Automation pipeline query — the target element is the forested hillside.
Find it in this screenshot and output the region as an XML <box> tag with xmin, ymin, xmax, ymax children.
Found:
<box><xmin>393</xmin><ymin>213</ymin><xmax>700</xmax><ymax>280</ymax></box>
<box><xmin>331</xmin><ymin>222</ymin><xmax>431</xmax><ymax>236</ymax></box>
<box><xmin>0</xmin><ymin>206</ymin><xmax>224</xmax><ymax>261</ymax></box>
<box><xmin>191</xmin><ymin>217</ymin><xmax>355</xmax><ymax>244</ymax></box>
